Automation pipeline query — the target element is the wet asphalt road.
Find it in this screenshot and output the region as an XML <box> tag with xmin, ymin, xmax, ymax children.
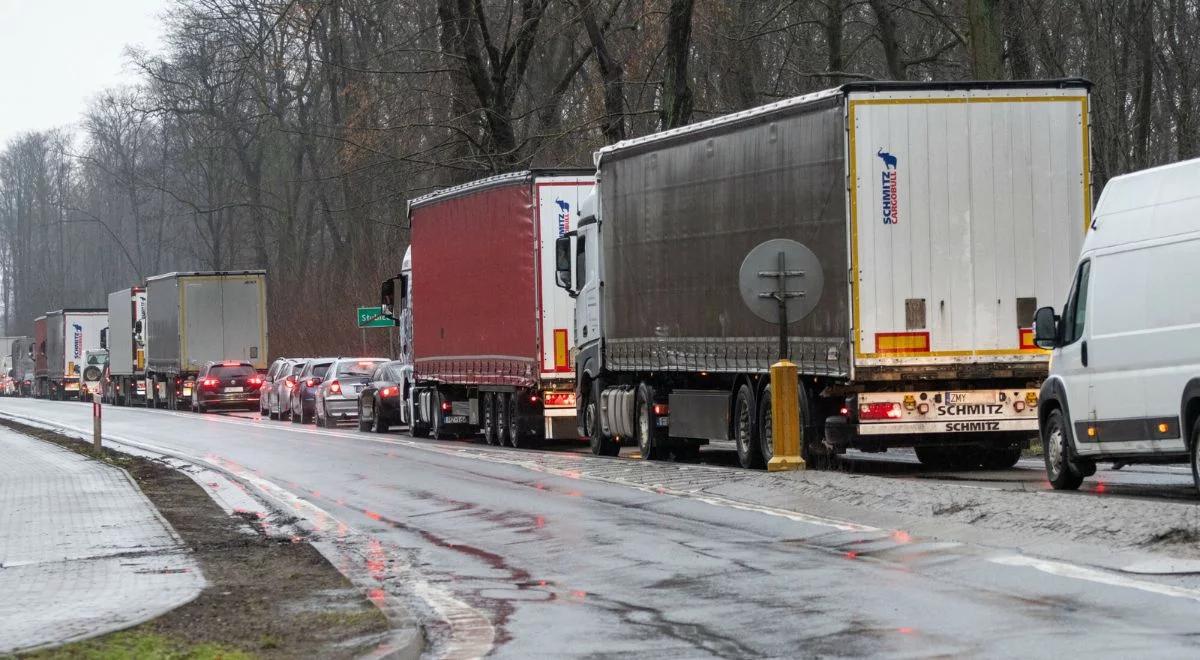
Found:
<box><xmin>4</xmin><ymin>398</ymin><xmax>1200</xmax><ymax>658</ymax></box>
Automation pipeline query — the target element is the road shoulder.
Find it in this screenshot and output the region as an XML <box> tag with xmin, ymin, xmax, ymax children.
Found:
<box><xmin>1</xmin><ymin>421</ymin><xmax>412</xmax><ymax>659</ymax></box>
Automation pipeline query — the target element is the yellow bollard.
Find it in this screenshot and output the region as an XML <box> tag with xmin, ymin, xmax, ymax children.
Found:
<box><xmin>767</xmin><ymin>360</ymin><xmax>805</xmax><ymax>471</ymax></box>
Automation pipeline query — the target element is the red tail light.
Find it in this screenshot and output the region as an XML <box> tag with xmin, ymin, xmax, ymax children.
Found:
<box><xmin>329</xmin><ymin>380</ymin><xmax>342</xmax><ymax>395</ymax></box>
<box><xmin>285</xmin><ymin>376</ymin><xmax>296</xmax><ymax>389</ymax></box>
<box><xmin>248</xmin><ymin>376</ymin><xmax>263</xmax><ymax>387</ymax></box>
<box><xmin>859</xmin><ymin>402</ymin><xmax>903</xmax><ymax>420</ymax></box>
<box><xmin>440</xmin><ymin>400</ymin><xmax>452</xmax><ymax>412</ymax></box>
<box><xmin>380</xmin><ymin>386</ymin><xmax>398</xmax><ymax>398</ymax></box>
<box><xmin>201</xmin><ymin>378</ymin><xmax>220</xmax><ymax>389</ymax></box>
<box><xmin>652</xmin><ymin>403</ymin><xmax>669</xmax><ymax>416</ymax></box>
<box><xmin>544</xmin><ymin>391</ymin><xmax>576</xmax><ymax>408</ymax></box>
<box><xmin>306</xmin><ymin>377</ymin><xmax>319</xmax><ymax>387</ymax></box>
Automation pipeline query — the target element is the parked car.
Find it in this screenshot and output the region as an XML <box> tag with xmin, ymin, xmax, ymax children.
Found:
<box><xmin>1035</xmin><ymin>156</ymin><xmax>1200</xmax><ymax>493</ymax></box>
<box><xmin>358</xmin><ymin>360</ymin><xmax>410</xmax><ymax>433</ymax></box>
<box><xmin>260</xmin><ymin>357</ymin><xmax>298</xmax><ymax>416</ymax></box>
<box><xmin>290</xmin><ymin>357</ymin><xmax>334</xmax><ymax>424</ymax></box>
<box><xmin>190</xmin><ymin>360</ymin><xmax>263</xmax><ymax>413</ymax></box>
<box><xmin>314</xmin><ymin>357</ymin><xmax>388</xmax><ymax>427</ymax></box>
<box><xmin>268</xmin><ymin>359</ymin><xmax>307</xmax><ymax>420</ymax></box>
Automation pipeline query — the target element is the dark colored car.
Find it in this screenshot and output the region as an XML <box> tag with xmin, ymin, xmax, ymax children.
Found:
<box><xmin>191</xmin><ymin>361</ymin><xmax>263</xmax><ymax>413</ymax></box>
<box><xmin>289</xmin><ymin>358</ymin><xmax>334</xmax><ymax>424</ymax></box>
<box><xmin>357</xmin><ymin>360</ymin><xmax>410</xmax><ymax>433</ymax></box>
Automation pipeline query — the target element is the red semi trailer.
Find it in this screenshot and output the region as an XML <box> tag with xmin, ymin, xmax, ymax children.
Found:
<box><xmin>397</xmin><ymin>170</ymin><xmax>593</xmax><ymax>445</ymax></box>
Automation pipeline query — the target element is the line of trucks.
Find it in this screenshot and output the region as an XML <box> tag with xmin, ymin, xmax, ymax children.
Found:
<box><xmin>378</xmin><ymin>79</ymin><xmax>1093</xmax><ymax>469</ymax></box>
<box><xmin>8</xmin><ymin>272</ymin><xmax>268</xmax><ymax>406</ymax></box>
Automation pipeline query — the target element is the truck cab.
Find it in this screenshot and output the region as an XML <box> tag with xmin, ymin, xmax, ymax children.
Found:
<box><xmin>379</xmin><ymin>246</ymin><xmax>414</xmax><ymax>427</ymax></box>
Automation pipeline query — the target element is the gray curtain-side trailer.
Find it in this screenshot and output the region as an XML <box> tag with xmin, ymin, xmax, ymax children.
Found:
<box><xmin>561</xmin><ymin>79</ymin><xmax>1091</xmax><ymax>469</ymax></box>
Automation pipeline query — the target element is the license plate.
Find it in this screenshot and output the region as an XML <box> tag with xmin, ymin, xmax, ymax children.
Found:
<box><xmin>65</xmin><ymin>383</ymin><xmax>79</xmax><ymax>391</ymax></box>
<box><xmin>225</xmin><ymin>386</ymin><xmax>244</xmax><ymax>393</ymax></box>
<box><xmin>656</xmin><ymin>416</ymin><xmax>670</xmax><ymax>427</ymax></box>
<box><xmin>354</xmin><ymin>384</ymin><xmax>363</xmax><ymax>393</ymax></box>
<box><xmin>444</xmin><ymin>415</ymin><xmax>467</xmax><ymax>424</ymax></box>
<box><xmin>183</xmin><ymin>386</ymin><xmax>193</xmax><ymax>396</ymax></box>
<box><xmin>944</xmin><ymin>391</ymin><xmax>996</xmax><ymax>405</ymax></box>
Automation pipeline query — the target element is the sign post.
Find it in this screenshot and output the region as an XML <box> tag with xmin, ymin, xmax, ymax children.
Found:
<box><xmin>738</xmin><ymin>239</ymin><xmax>824</xmax><ymax>472</ymax></box>
<box><xmin>92</xmin><ymin>392</ymin><xmax>102</xmax><ymax>453</ymax></box>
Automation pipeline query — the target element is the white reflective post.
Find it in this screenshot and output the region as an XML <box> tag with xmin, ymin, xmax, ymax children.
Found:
<box><xmin>92</xmin><ymin>392</ymin><xmax>102</xmax><ymax>452</ymax></box>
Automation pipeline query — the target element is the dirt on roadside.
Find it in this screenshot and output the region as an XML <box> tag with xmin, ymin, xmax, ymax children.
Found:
<box><xmin>3</xmin><ymin>420</ymin><xmax>394</xmax><ymax>660</ymax></box>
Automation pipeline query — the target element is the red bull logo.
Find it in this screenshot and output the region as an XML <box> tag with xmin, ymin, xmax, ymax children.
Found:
<box><xmin>72</xmin><ymin>323</ymin><xmax>83</xmax><ymax>359</ymax></box>
<box><xmin>878</xmin><ymin>149</ymin><xmax>899</xmax><ymax>225</ymax></box>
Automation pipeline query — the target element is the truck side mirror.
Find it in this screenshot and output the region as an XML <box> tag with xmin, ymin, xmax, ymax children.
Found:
<box><xmin>1033</xmin><ymin>306</ymin><xmax>1059</xmax><ymax>349</ymax></box>
<box><xmin>398</xmin><ymin>274</ymin><xmax>409</xmax><ymax>312</ymax></box>
<box><xmin>100</xmin><ymin>328</ymin><xmax>108</xmax><ymax>350</ymax></box>
<box><xmin>380</xmin><ymin>278</ymin><xmax>395</xmax><ymax>317</ymax></box>
<box><xmin>555</xmin><ymin>234</ymin><xmax>574</xmax><ymax>293</ymax></box>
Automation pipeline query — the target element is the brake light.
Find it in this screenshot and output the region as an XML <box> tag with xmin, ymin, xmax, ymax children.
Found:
<box><xmin>544</xmin><ymin>391</ymin><xmax>576</xmax><ymax>408</ymax></box>
<box><xmin>329</xmin><ymin>380</ymin><xmax>342</xmax><ymax>395</ymax></box>
<box><xmin>285</xmin><ymin>376</ymin><xmax>295</xmax><ymax>389</ymax></box>
<box><xmin>306</xmin><ymin>377</ymin><xmax>319</xmax><ymax>387</ymax></box>
<box><xmin>222</xmin><ymin>360</ymin><xmax>241</xmax><ymax>366</ymax></box>
<box><xmin>859</xmin><ymin>402</ymin><xmax>903</xmax><ymax>420</ymax></box>
<box><xmin>380</xmin><ymin>386</ymin><xmax>398</xmax><ymax>398</ymax></box>
<box><xmin>652</xmin><ymin>403</ymin><xmax>669</xmax><ymax>416</ymax></box>
<box><xmin>201</xmin><ymin>378</ymin><xmax>220</xmax><ymax>389</ymax></box>
<box><xmin>440</xmin><ymin>400</ymin><xmax>452</xmax><ymax>412</ymax></box>
<box><xmin>530</xmin><ymin>394</ymin><xmax>540</xmax><ymax>404</ymax></box>
<box><xmin>248</xmin><ymin>376</ymin><xmax>263</xmax><ymax>387</ymax></box>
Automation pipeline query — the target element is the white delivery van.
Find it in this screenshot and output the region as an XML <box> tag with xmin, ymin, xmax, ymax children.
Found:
<box><xmin>1035</xmin><ymin>157</ymin><xmax>1200</xmax><ymax>491</ymax></box>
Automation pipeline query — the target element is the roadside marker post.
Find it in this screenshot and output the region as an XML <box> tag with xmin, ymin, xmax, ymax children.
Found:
<box><xmin>767</xmin><ymin>360</ymin><xmax>804</xmax><ymax>471</ymax></box>
<box><xmin>92</xmin><ymin>392</ymin><xmax>102</xmax><ymax>452</ymax></box>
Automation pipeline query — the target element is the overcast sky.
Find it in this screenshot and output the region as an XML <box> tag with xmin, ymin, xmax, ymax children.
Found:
<box><xmin>0</xmin><ymin>0</ymin><xmax>168</xmax><ymax>147</ymax></box>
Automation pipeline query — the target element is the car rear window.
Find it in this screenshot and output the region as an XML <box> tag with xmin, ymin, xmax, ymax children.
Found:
<box><xmin>210</xmin><ymin>365</ymin><xmax>255</xmax><ymax>378</ymax></box>
<box><xmin>337</xmin><ymin>360</ymin><xmax>385</xmax><ymax>377</ymax></box>
<box><xmin>311</xmin><ymin>363</ymin><xmax>331</xmax><ymax>377</ymax></box>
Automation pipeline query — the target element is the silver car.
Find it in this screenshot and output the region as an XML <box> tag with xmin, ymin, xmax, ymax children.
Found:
<box><xmin>314</xmin><ymin>357</ymin><xmax>388</xmax><ymax>427</ymax></box>
<box><xmin>268</xmin><ymin>359</ymin><xmax>307</xmax><ymax>420</ymax></box>
<box><xmin>260</xmin><ymin>358</ymin><xmax>298</xmax><ymax>416</ymax></box>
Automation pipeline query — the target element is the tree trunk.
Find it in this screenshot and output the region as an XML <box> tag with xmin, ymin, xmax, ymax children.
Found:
<box><xmin>869</xmin><ymin>0</ymin><xmax>906</xmax><ymax>80</ymax></box>
<box><xmin>660</xmin><ymin>0</ymin><xmax>696</xmax><ymax>129</ymax></box>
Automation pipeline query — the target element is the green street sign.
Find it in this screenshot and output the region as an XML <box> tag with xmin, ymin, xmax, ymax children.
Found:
<box><xmin>357</xmin><ymin>306</ymin><xmax>397</xmax><ymax>328</ymax></box>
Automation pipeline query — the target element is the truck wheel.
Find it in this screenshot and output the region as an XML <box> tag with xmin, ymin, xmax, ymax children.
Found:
<box><xmin>507</xmin><ymin>393</ymin><xmax>527</xmax><ymax>448</ymax></box>
<box><xmin>732</xmin><ymin>384</ymin><xmax>759</xmax><ymax>467</ymax></box>
<box><xmin>586</xmin><ymin>383</ymin><xmax>619</xmax><ymax>457</ymax></box>
<box><xmin>1043</xmin><ymin>408</ymin><xmax>1083</xmax><ymax>490</ymax></box>
<box><xmin>981</xmin><ymin>445</ymin><xmax>1022</xmax><ymax>470</ymax></box>
<box><xmin>635</xmin><ymin>383</ymin><xmax>664</xmax><ymax>460</ymax></box>
<box><xmin>1190</xmin><ymin>424</ymin><xmax>1200</xmax><ymax>497</ymax></box>
<box><xmin>493</xmin><ymin>393</ymin><xmax>509</xmax><ymax>445</ymax></box>
<box><xmin>740</xmin><ymin>385</ymin><xmax>766</xmax><ymax>469</ymax></box>
<box><xmin>482</xmin><ymin>393</ymin><xmax>498</xmax><ymax>445</ymax></box>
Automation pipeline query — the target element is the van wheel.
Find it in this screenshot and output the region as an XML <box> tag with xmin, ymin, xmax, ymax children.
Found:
<box><xmin>1043</xmin><ymin>408</ymin><xmax>1083</xmax><ymax>490</ymax></box>
<box><xmin>1190</xmin><ymin>424</ymin><xmax>1200</xmax><ymax>497</ymax></box>
<box><xmin>636</xmin><ymin>383</ymin><xmax>664</xmax><ymax>460</ymax></box>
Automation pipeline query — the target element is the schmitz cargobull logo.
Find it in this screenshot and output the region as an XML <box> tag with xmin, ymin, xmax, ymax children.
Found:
<box><xmin>72</xmin><ymin>323</ymin><xmax>83</xmax><ymax>359</ymax></box>
<box><xmin>877</xmin><ymin>149</ymin><xmax>899</xmax><ymax>225</ymax></box>
<box><xmin>555</xmin><ymin>199</ymin><xmax>571</xmax><ymax>237</ymax></box>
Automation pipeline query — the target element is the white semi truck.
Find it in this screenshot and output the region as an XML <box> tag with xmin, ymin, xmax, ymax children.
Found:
<box><xmin>43</xmin><ymin>309</ymin><xmax>108</xmax><ymax>400</ymax></box>
<box><xmin>556</xmin><ymin>79</ymin><xmax>1092</xmax><ymax>468</ymax></box>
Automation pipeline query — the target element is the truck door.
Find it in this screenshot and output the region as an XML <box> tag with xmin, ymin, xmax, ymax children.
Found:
<box><xmin>575</xmin><ymin>220</ymin><xmax>601</xmax><ymax>347</ymax></box>
<box><xmin>1056</xmin><ymin>260</ymin><xmax>1097</xmax><ymax>455</ymax></box>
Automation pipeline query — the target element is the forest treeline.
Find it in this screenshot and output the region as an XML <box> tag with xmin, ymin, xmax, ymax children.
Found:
<box><xmin>0</xmin><ymin>0</ymin><xmax>1189</xmax><ymax>355</ymax></box>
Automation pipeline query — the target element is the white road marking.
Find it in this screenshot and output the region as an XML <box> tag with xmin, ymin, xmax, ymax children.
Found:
<box><xmin>989</xmin><ymin>555</ymin><xmax>1200</xmax><ymax>602</ymax></box>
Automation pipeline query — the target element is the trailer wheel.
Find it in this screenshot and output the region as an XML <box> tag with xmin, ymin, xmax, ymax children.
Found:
<box><xmin>493</xmin><ymin>392</ymin><xmax>509</xmax><ymax>445</ymax></box>
<box><xmin>506</xmin><ymin>393</ymin><xmax>527</xmax><ymax>448</ymax></box>
<box><xmin>729</xmin><ymin>384</ymin><xmax>758</xmax><ymax>470</ymax></box>
<box><xmin>482</xmin><ymin>393</ymin><xmax>498</xmax><ymax>445</ymax></box>
<box><xmin>981</xmin><ymin>445</ymin><xmax>1022</xmax><ymax>470</ymax></box>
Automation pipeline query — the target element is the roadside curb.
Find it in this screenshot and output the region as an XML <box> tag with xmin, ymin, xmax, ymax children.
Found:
<box><xmin>0</xmin><ymin>410</ymin><xmax>426</xmax><ymax>660</ymax></box>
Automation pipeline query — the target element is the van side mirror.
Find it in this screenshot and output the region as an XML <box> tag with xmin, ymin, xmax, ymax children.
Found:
<box><xmin>1033</xmin><ymin>306</ymin><xmax>1059</xmax><ymax>349</ymax></box>
<box><xmin>554</xmin><ymin>233</ymin><xmax>574</xmax><ymax>294</ymax></box>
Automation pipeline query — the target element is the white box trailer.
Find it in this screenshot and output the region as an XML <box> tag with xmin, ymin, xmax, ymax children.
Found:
<box><xmin>105</xmin><ymin>287</ymin><xmax>147</xmax><ymax>405</ymax></box>
<box><xmin>565</xmin><ymin>79</ymin><xmax>1091</xmax><ymax>468</ymax></box>
<box><xmin>44</xmin><ymin>309</ymin><xmax>108</xmax><ymax>400</ymax></box>
<box><xmin>145</xmin><ymin>271</ymin><xmax>268</xmax><ymax>409</ymax></box>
